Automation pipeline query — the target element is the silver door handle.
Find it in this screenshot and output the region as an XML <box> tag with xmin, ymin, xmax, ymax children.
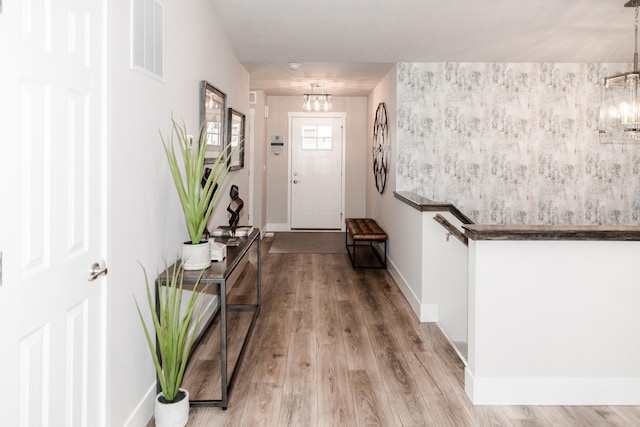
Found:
<box><xmin>88</xmin><ymin>260</ymin><xmax>108</xmax><ymax>281</ymax></box>
<box><xmin>293</xmin><ymin>179</ymin><xmax>299</xmax><ymax>184</ymax></box>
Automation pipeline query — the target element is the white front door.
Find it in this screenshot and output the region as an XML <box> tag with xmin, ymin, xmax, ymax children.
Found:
<box><xmin>290</xmin><ymin>114</ymin><xmax>345</xmax><ymax>229</ymax></box>
<box><xmin>0</xmin><ymin>1</ymin><xmax>107</xmax><ymax>425</ymax></box>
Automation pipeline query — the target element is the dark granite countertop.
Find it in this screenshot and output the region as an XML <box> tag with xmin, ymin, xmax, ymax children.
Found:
<box><xmin>393</xmin><ymin>191</ymin><xmax>474</xmax><ymax>225</ymax></box>
<box><xmin>464</xmin><ymin>224</ymin><xmax>640</xmax><ymax>241</ymax></box>
<box><xmin>394</xmin><ymin>191</ymin><xmax>640</xmax><ymax>241</ymax></box>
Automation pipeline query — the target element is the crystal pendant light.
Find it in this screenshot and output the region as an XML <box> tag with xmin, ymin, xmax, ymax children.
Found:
<box><xmin>600</xmin><ymin>0</ymin><xmax>640</xmax><ymax>140</ymax></box>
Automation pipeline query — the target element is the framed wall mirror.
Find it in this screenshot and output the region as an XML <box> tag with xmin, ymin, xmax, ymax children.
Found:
<box><xmin>227</xmin><ymin>108</ymin><xmax>245</xmax><ymax>171</ymax></box>
<box><xmin>199</xmin><ymin>81</ymin><xmax>226</xmax><ymax>163</ymax></box>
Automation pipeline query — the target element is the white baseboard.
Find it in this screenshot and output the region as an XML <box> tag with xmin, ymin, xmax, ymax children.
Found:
<box><xmin>419</xmin><ymin>303</ymin><xmax>438</xmax><ymax>322</ymax></box>
<box><xmin>465</xmin><ymin>369</ymin><xmax>640</xmax><ymax>405</ymax></box>
<box><xmin>436</xmin><ymin>323</ymin><xmax>468</xmax><ymax>366</ymax></box>
<box><xmin>265</xmin><ymin>222</ymin><xmax>289</xmax><ymax>232</ymax></box>
<box><xmin>123</xmin><ymin>382</ymin><xmax>156</xmax><ymax>427</ymax></box>
<box><xmin>387</xmin><ymin>257</ymin><xmax>438</xmax><ymax>322</ymax></box>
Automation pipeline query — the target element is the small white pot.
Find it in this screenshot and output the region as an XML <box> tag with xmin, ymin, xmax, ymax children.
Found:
<box><xmin>181</xmin><ymin>241</ymin><xmax>211</xmax><ymax>270</ymax></box>
<box><xmin>155</xmin><ymin>388</ymin><xmax>189</xmax><ymax>427</ymax></box>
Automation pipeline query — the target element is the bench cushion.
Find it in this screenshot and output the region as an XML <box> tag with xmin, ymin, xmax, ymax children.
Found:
<box><xmin>345</xmin><ymin>218</ymin><xmax>387</xmax><ymax>241</ymax></box>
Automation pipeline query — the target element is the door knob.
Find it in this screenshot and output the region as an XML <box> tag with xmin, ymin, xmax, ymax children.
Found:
<box><xmin>293</xmin><ymin>180</ymin><xmax>299</xmax><ymax>184</ymax></box>
<box><xmin>88</xmin><ymin>260</ymin><xmax>108</xmax><ymax>281</ymax></box>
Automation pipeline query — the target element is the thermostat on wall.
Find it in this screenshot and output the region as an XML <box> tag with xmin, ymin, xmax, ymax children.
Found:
<box><xmin>270</xmin><ymin>135</ymin><xmax>284</xmax><ymax>156</ymax></box>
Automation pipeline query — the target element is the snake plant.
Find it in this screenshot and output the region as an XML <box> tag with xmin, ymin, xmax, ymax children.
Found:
<box><xmin>161</xmin><ymin>117</ymin><xmax>231</xmax><ymax>244</ymax></box>
<box><xmin>135</xmin><ymin>263</ymin><xmax>207</xmax><ymax>402</ymax></box>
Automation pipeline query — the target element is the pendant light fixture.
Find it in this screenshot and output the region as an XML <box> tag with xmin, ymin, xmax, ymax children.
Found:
<box><xmin>600</xmin><ymin>0</ymin><xmax>640</xmax><ymax>140</ymax></box>
<box><xmin>303</xmin><ymin>83</ymin><xmax>331</xmax><ymax>112</ymax></box>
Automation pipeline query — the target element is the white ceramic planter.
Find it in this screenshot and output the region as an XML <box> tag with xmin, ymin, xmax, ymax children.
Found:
<box><xmin>181</xmin><ymin>241</ymin><xmax>211</xmax><ymax>270</ymax></box>
<box><xmin>155</xmin><ymin>388</ymin><xmax>189</xmax><ymax>427</ymax></box>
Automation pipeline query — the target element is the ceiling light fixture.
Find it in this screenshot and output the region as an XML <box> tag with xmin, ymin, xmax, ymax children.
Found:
<box><xmin>288</xmin><ymin>62</ymin><xmax>301</xmax><ymax>70</ymax></box>
<box><xmin>303</xmin><ymin>83</ymin><xmax>332</xmax><ymax>112</ymax></box>
<box><xmin>600</xmin><ymin>0</ymin><xmax>640</xmax><ymax>140</ymax></box>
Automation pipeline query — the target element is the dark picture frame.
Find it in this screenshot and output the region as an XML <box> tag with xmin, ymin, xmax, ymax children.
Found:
<box><xmin>199</xmin><ymin>81</ymin><xmax>226</xmax><ymax>163</ymax></box>
<box><xmin>227</xmin><ymin>108</ymin><xmax>245</xmax><ymax>171</ymax></box>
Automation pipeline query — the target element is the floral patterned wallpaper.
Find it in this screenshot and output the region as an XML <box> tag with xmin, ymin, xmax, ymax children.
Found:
<box><xmin>396</xmin><ymin>62</ymin><xmax>640</xmax><ymax>225</ymax></box>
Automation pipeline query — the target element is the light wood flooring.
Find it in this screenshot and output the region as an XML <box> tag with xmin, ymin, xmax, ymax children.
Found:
<box><xmin>170</xmin><ymin>236</ymin><xmax>640</xmax><ymax>426</ymax></box>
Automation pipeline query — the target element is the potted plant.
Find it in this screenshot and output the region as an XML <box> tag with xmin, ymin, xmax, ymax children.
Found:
<box><xmin>135</xmin><ymin>263</ymin><xmax>207</xmax><ymax>427</ymax></box>
<box><xmin>162</xmin><ymin>117</ymin><xmax>231</xmax><ymax>270</ymax></box>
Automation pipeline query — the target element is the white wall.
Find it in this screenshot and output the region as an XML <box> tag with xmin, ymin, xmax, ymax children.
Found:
<box><xmin>385</xmin><ymin>199</ymin><xmax>424</xmax><ymax>314</ymax></box>
<box><xmin>250</xmin><ymin>91</ymin><xmax>268</xmax><ymax>231</ymax></box>
<box><xmin>366</xmin><ymin>68</ymin><xmax>397</xmax><ymax>221</ymax></box>
<box><xmin>265</xmin><ymin>96</ymin><xmax>368</xmax><ymax>229</ymax></box>
<box><xmin>107</xmin><ymin>1</ymin><xmax>249</xmax><ymax>425</ymax></box>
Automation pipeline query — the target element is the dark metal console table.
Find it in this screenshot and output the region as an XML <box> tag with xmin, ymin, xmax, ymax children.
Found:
<box><xmin>155</xmin><ymin>228</ymin><xmax>261</xmax><ymax>409</ymax></box>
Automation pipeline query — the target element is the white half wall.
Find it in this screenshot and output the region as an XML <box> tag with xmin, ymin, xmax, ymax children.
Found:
<box><xmin>385</xmin><ymin>197</ymin><xmax>425</xmax><ymax>312</ymax></box>
<box><xmin>420</xmin><ymin>211</ymin><xmax>468</xmax><ymax>345</ymax></box>
<box><xmin>466</xmin><ymin>239</ymin><xmax>640</xmax><ymax>404</ymax></box>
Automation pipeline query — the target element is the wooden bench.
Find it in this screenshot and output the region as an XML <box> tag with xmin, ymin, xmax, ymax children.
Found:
<box><xmin>345</xmin><ymin>218</ymin><xmax>387</xmax><ymax>268</ymax></box>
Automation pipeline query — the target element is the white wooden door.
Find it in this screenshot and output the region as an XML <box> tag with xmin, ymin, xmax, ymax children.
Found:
<box><xmin>0</xmin><ymin>0</ymin><xmax>107</xmax><ymax>425</ymax></box>
<box><xmin>290</xmin><ymin>115</ymin><xmax>344</xmax><ymax>229</ymax></box>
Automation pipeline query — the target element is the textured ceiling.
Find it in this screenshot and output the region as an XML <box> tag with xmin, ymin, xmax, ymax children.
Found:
<box><xmin>212</xmin><ymin>0</ymin><xmax>636</xmax><ymax>96</ymax></box>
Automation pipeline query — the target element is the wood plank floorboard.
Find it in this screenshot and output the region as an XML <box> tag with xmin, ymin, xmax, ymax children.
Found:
<box><xmin>149</xmin><ymin>234</ymin><xmax>640</xmax><ymax>426</ymax></box>
<box><xmin>278</xmin><ymin>330</ymin><xmax>318</xmax><ymax>426</ymax></box>
<box><xmin>317</xmin><ymin>260</ymin><xmax>356</xmax><ymax>425</ymax></box>
<box><xmin>368</xmin><ymin>321</ymin><xmax>433</xmax><ymax>426</ymax></box>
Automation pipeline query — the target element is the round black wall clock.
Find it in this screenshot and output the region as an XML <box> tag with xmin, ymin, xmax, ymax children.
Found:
<box><xmin>372</xmin><ymin>102</ymin><xmax>389</xmax><ymax>194</ymax></box>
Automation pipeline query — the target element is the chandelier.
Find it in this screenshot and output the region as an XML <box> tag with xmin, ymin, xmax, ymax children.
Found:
<box><xmin>600</xmin><ymin>0</ymin><xmax>640</xmax><ymax>140</ymax></box>
<box><xmin>303</xmin><ymin>83</ymin><xmax>331</xmax><ymax>112</ymax></box>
